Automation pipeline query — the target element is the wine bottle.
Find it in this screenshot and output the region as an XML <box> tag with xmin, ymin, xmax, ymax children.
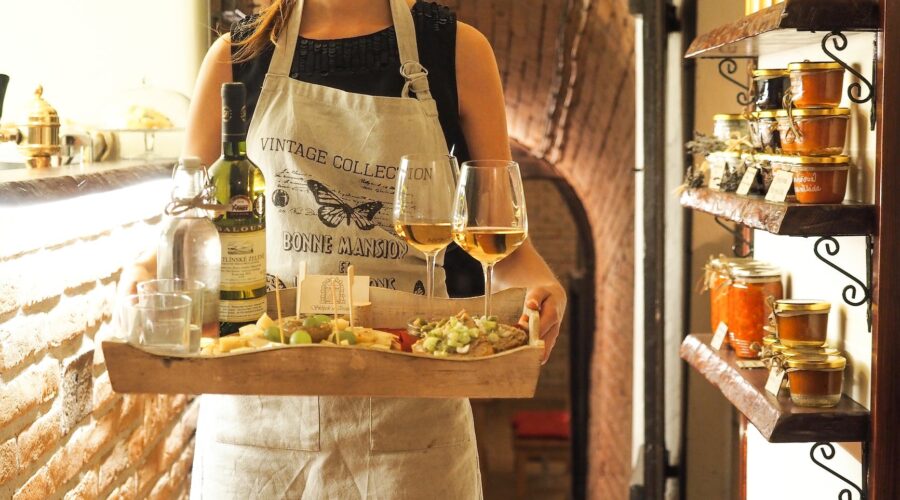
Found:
<box><xmin>210</xmin><ymin>83</ymin><xmax>267</xmax><ymax>335</ymax></box>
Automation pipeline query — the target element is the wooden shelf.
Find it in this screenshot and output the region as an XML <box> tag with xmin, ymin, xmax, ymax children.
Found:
<box><xmin>679</xmin><ymin>188</ymin><xmax>875</xmax><ymax>236</ymax></box>
<box><xmin>685</xmin><ymin>0</ymin><xmax>879</xmax><ymax>59</ymax></box>
<box><xmin>681</xmin><ymin>334</ymin><xmax>869</xmax><ymax>443</ymax></box>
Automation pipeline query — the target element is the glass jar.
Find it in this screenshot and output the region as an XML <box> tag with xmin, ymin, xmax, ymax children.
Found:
<box><xmin>788</xmin><ymin>61</ymin><xmax>845</xmax><ymax>109</ymax></box>
<box><xmin>774</xmin><ymin>299</ymin><xmax>831</xmax><ymax>347</ymax></box>
<box><xmin>788</xmin><ymin>156</ymin><xmax>850</xmax><ymax>204</ymax></box>
<box><xmin>776</xmin><ymin>108</ymin><xmax>849</xmax><ymax>156</ymax></box>
<box><xmin>713</xmin><ymin>114</ymin><xmax>750</xmax><ymax>142</ymax></box>
<box><xmin>785</xmin><ymin>354</ymin><xmax>846</xmax><ymax>407</ymax></box>
<box><xmin>727</xmin><ymin>265</ymin><xmax>784</xmax><ymax>358</ymax></box>
<box><xmin>753</xmin><ymin>69</ymin><xmax>790</xmax><ymax>110</ymax></box>
<box><xmin>750</xmin><ymin>111</ymin><xmax>781</xmax><ymax>153</ymax></box>
<box><xmin>705</xmin><ymin>256</ymin><xmax>754</xmax><ymax>341</ymax></box>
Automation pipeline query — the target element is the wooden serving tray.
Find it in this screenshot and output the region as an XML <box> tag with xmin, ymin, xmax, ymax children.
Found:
<box><xmin>103</xmin><ymin>288</ymin><xmax>543</xmax><ymax>399</ymax></box>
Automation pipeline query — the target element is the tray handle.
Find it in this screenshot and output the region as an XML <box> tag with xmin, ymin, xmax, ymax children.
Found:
<box><xmin>524</xmin><ymin>308</ymin><xmax>544</xmax><ymax>347</ymax></box>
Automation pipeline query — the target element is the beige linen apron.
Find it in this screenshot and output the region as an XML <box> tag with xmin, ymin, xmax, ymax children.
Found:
<box><xmin>191</xmin><ymin>1</ymin><xmax>481</xmax><ymax>498</ymax></box>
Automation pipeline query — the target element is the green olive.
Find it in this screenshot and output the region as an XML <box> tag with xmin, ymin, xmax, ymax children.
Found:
<box><xmin>303</xmin><ymin>314</ymin><xmax>332</xmax><ymax>329</ymax></box>
<box><xmin>338</xmin><ymin>330</ymin><xmax>357</xmax><ymax>345</ymax></box>
<box><xmin>289</xmin><ymin>330</ymin><xmax>313</xmax><ymax>345</ymax></box>
<box><xmin>265</xmin><ymin>326</ymin><xmax>283</xmax><ymax>343</ymax></box>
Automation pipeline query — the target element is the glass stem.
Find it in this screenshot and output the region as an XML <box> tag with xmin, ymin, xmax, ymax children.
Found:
<box><xmin>425</xmin><ymin>252</ymin><xmax>436</xmax><ymax>299</ymax></box>
<box><xmin>483</xmin><ymin>263</ymin><xmax>494</xmax><ymax>317</ymax></box>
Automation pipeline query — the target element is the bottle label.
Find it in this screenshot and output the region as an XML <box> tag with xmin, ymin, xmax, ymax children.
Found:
<box><xmin>220</xmin><ymin>296</ymin><xmax>267</xmax><ymax>323</ymax></box>
<box><xmin>219</xmin><ymin>229</ymin><xmax>266</xmax><ymax>288</ymax></box>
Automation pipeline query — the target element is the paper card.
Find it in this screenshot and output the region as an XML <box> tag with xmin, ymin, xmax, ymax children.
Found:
<box><xmin>765</xmin><ymin>170</ymin><xmax>794</xmax><ymax>202</ymax></box>
<box><xmin>736</xmin><ymin>360</ymin><xmax>767</xmax><ymax>369</ymax></box>
<box><xmin>708</xmin><ymin>164</ymin><xmax>726</xmax><ymax>191</ymax></box>
<box><xmin>736</xmin><ymin>166</ymin><xmax>759</xmax><ymax>196</ymax></box>
<box><xmin>711</xmin><ymin>322</ymin><xmax>729</xmax><ymax>350</ymax></box>
<box><xmin>764</xmin><ymin>365</ymin><xmax>787</xmax><ymax>396</ymax></box>
<box><xmin>298</xmin><ymin>274</ymin><xmax>370</xmax><ymax>315</ymax></box>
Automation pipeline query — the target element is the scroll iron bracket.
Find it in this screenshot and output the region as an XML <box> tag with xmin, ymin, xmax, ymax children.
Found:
<box><xmin>714</xmin><ymin>217</ymin><xmax>752</xmax><ymax>258</ymax></box>
<box><xmin>821</xmin><ymin>31</ymin><xmax>877</xmax><ymax>131</ymax></box>
<box><xmin>811</xmin><ymin>236</ymin><xmax>872</xmax><ymax>331</ymax></box>
<box><xmin>810</xmin><ymin>442</ymin><xmax>866</xmax><ymax>500</ymax></box>
<box><xmin>717</xmin><ymin>58</ymin><xmax>754</xmax><ymax>107</ymax></box>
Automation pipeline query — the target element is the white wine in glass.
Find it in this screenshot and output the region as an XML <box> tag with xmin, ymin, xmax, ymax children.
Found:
<box><xmin>452</xmin><ymin>160</ymin><xmax>528</xmax><ymax>316</ymax></box>
<box><xmin>393</xmin><ymin>155</ymin><xmax>460</xmax><ymax>298</ymax></box>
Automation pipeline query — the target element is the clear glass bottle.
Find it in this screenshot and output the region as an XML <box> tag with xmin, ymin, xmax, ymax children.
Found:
<box><xmin>209</xmin><ymin>83</ymin><xmax>267</xmax><ymax>335</ymax></box>
<box><xmin>158</xmin><ymin>156</ymin><xmax>221</xmax><ymax>338</ymax></box>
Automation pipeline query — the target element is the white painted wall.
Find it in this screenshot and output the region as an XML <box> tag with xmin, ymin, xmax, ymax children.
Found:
<box><xmin>0</xmin><ymin>0</ymin><xmax>209</xmax><ymax>159</ymax></box>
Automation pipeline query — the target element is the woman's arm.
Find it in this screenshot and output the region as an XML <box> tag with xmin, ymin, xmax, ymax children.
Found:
<box><xmin>455</xmin><ymin>23</ymin><xmax>567</xmax><ymax>364</ymax></box>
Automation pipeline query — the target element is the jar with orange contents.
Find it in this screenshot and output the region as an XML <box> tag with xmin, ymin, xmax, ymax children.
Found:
<box><xmin>727</xmin><ymin>265</ymin><xmax>784</xmax><ymax>358</ymax></box>
<box><xmin>704</xmin><ymin>257</ymin><xmax>753</xmax><ymax>346</ymax></box>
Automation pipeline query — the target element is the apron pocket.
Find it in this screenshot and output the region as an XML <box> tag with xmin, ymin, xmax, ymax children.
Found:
<box><xmin>369</xmin><ymin>398</ymin><xmax>472</xmax><ymax>452</ymax></box>
<box><xmin>211</xmin><ymin>395</ymin><xmax>321</xmax><ymax>452</ymax></box>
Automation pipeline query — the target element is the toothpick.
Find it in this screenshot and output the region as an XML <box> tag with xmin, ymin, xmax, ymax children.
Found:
<box><xmin>295</xmin><ymin>261</ymin><xmax>307</xmax><ymax>317</ymax></box>
<box><xmin>347</xmin><ymin>265</ymin><xmax>356</xmax><ymax>328</ymax></box>
<box><xmin>274</xmin><ymin>285</ymin><xmax>285</xmax><ymax>344</ymax></box>
<box><xmin>329</xmin><ymin>280</ymin><xmax>339</xmax><ymax>343</ymax></box>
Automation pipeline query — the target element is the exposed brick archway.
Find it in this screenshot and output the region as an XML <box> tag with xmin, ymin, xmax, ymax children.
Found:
<box><xmin>449</xmin><ymin>1</ymin><xmax>637</xmax><ymax>498</ymax></box>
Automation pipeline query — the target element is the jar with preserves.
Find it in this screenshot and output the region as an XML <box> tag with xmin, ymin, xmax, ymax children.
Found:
<box><xmin>776</xmin><ymin>108</ymin><xmax>849</xmax><ymax>156</ymax></box>
<box><xmin>713</xmin><ymin>114</ymin><xmax>750</xmax><ymax>142</ymax></box>
<box><xmin>750</xmin><ymin>111</ymin><xmax>781</xmax><ymax>153</ymax></box>
<box><xmin>785</xmin><ymin>354</ymin><xmax>846</xmax><ymax>407</ymax></box>
<box><xmin>787</xmin><ymin>61</ymin><xmax>845</xmax><ymax>109</ymax></box>
<box><xmin>704</xmin><ymin>256</ymin><xmax>753</xmax><ymax>344</ymax></box>
<box><xmin>774</xmin><ymin>299</ymin><xmax>831</xmax><ymax>347</ymax></box>
<box><xmin>753</xmin><ymin>69</ymin><xmax>790</xmax><ymax>110</ymax></box>
<box><xmin>789</xmin><ymin>156</ymin><xmax>850</xmax><ymax>204</ymax></box>
<box><xmin>727</xmin><ymin>265</ymin><xmax>784</xmax><ymax>358</ymax></box>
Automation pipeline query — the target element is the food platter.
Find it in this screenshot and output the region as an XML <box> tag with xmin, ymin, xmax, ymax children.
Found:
<box><xmin>103</xmin><ymin>288</ymin><xmax>544</xmax><ymax>398</ymax></box>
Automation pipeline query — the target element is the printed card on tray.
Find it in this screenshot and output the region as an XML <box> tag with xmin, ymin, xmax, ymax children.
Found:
<box><xmin>764</xmin><ymin>365</ymin><xmax>786</xmax><ymax>396</ymax></box>
<box><xmin>710</xmin><ymin>322</ymin><xmax>729</xmax><ymax>350</ymax></box>
<box><xmin>298</xmin><ymin>275</ymin><xmax>370</xmax><ymax>315</ymax></box>
<box><xmin>708</xmin><ymin>164</ymin><xmax>726</xmax><ymax>191</ymax></box>
<box><xmin>735</xmin><ymin>167</ymin><xmax>759</xmax><ymax>196</ymax></box>
<box><xmin>765</xmin><ymin>170</ymin><xmax>794</xmax><ymax>202</ymax></box>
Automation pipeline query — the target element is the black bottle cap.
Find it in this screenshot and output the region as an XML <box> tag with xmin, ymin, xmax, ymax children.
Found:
<box><xmin>221</xmin><ymin>82</ymin><xmax>247</xmax><ymax>139</ymax></box>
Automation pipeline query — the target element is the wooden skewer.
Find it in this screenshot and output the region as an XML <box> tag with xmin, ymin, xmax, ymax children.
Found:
<box><xmin>274</xmin><ymin>285</ymin><xmax>285</xmax><ymax>344</ymax></box>
<box><xmin>329</xmin><ymin>280</ymin><xmax>339</xmax><ymax>343</ymax></box>
<box><xmin>347</xmin><ymin>265</ymin><xmax>356</xmax><ymax>328</ymax></box>
<box><xmin>295</xmin><ymin>261</ymin><xmax>307</xmax><ymax>316</ymax></box>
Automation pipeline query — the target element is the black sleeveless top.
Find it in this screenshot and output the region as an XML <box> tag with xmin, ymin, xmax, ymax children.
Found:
<box><xmin>230</xmin><ymin>1</ymin><xmax>483</xmax><ymax>297</ymax></box>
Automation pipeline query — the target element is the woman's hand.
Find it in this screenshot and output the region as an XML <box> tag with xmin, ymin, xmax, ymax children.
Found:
<box><xmin>521</xmin><ymin>282</ymin><xmax>567</xmax><ymax>364</ymax></box>
<box><xmin>117</xmin><ymin>251</ymin><xmax>157</xmax><ymax>296</ymax></box>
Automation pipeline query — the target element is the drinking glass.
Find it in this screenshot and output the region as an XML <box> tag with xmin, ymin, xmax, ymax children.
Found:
<box><xmin>451</xmin><ymin>160</ymin><xmax>529</xmax><ymax>316</ymax></box>
<box><xmin>393</xmin><ymin>154</ymin><xmax>460</xmax><ymax>298</ymax></box>
<box><xmin>138</xmin><ymin>278</ymin><xmax>207</xmax><ymax>349</ymax></box>
<box><xmin>117</xmin><ymin>293</ymin><xmax>194</xmax><ymax>353</ymax></box>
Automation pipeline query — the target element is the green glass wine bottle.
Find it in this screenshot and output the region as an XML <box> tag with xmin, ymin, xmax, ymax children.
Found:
<box><xmin>210</xmin><ymin>83</ymin><xmax>267</xmax><ymax>335</ymax></box>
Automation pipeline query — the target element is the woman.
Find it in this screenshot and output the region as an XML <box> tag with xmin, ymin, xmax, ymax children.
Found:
<box><xmin>181</xmin><ymin>0</ymin><xmax>566</xmax><ymax>497</ymax></box>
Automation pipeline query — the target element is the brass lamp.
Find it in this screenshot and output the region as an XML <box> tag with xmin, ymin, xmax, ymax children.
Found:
<box><xmin>0</xmin><ymin>83</ymin><xmax>62</xmax><ymax>168</ymax></box>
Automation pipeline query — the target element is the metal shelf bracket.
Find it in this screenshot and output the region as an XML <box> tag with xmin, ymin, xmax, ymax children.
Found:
<box><xmin>811</xmin><ymin>236</ymin><xmax>873</xmax><ymax>331</ymax></box>
<box><xmin>810</xmin><ymin>442</ymin><xmax>866</xmax><ymax>500</ymax></box>
<box><xmin>821</xmin><ymin>31</ymin><xmax>877</xmax><ymax>130</ymax></box>
<box><xmin>717</xmin><ymin>58</ymin><xmax>754</xmax><ymax>107</ymax></box>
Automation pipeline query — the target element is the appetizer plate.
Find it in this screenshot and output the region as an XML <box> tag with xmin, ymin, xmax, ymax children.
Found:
<box><xmin>103</xmin><ymin>288</ymin><xmax>544</xmax><ymax>398</ymax></box>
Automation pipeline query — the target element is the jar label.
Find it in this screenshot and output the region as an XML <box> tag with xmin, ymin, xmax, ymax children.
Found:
<box><xmin>765</xmin><ymin>170</ymin><xmax>794</xmax><ymax>202</ymax></box>
<box><xmin>736</xmin><ymin>166</ymin><xmax>759</xmax><ymax>196</ymax></box>
<box><xmin>765</xmin><ymin>365</ymin><xmax>786</xmax><ymax>396</ymax></box>
<box><xmin>711</xmin><ymin>321</ymin><xmax>729</xmax><ymax>350</ymax></box>
<box><xmin>708</xmin><ymin>164</ymin><xmax>726</xmax><ymax>191</ymax></box>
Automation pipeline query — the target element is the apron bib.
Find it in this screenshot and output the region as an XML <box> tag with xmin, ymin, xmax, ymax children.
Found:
<box><xmin>191</xmin><ymin>1</ymin><xmax>481</xmax><ymax>498</ymax></box>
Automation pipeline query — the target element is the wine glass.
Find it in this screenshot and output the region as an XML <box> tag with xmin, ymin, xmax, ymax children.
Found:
<box><xmin>451</xmin><ymin>160</ymin><xmax>528</xmax><ymax>316</ymax></box>
<box><xmin>393</xmin><ymin>154</ymin><xmax>460</xmax><ymax>298</ymax></box>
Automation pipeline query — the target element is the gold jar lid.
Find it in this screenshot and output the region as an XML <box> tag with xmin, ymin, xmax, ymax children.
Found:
<box><xmin>787</xmin><ymin>61</ymin><xmax>843</xmax><ymax>71</ymax></box>
<box><xmin>783</xmin><ymin>347</ymin><xmax>840</xmax><ymax>358</ymax></box>
<box><xmin>776</xmin><ymin>108</ymin><xmax>851</xmax><ymax>117</ymax></box>
<box><xmin>26</xmin><ymin>85</ymin><xmax>60</xmax><ymax>126</ymax></box>
<box><xmin>785</xmin><ymin>353</ymin><xmax>846</xmax><ymax>370</ymax></box>
<box><xmin>774</xmin><ymin>299</ymin><xmax>831</xmax><ymax>313</ymax></box>
<box><xmin>713</xmin><ymin>113</ymin><xmax>746</xmax><ymax>121</ymax></box>
<box><xmin>770</xmin><ymin>155</ymin><xmax>850</xmax><ymax>165</ymax></box>
<box><xmin>753</xmin><ymin>68</ymin><xmax>788</xmax><ymax>77</ymax></box>
<box><xmin>763</xmin><ymin>334</ymin><xmax>779</xmax><ymax>347</ymax></box>
<box><xmin>753</xmin><ymin>110</ymin><xmax>780</xmax><ymax>119</ymax></box>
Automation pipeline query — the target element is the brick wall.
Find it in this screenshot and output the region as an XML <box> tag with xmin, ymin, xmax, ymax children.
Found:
<box><xmin>450</xmin><ymin>1</ymin><xmax>637</xmax><ymax>498</ymax></box>
<box><xmin>0</xmin><ymin>178</ymin><xmax>197</xmax><ymax>499</ymax></box>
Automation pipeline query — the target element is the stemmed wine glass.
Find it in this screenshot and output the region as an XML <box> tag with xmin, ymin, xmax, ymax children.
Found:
<box><xmin>393</xmin><ymin>154</ymin><xmax>460</xmax><ymax>299</ymax></box>
<box><xmin>451</xmin><ymin>160</ymin><xmax>528</xmax><ymax>316</ymax></box>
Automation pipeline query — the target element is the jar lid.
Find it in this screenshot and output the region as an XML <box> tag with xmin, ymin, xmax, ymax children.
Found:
<box><xmin>787</xmin><ymin>61</ymin><xmax>843</xmax><ymax>71</ymax></box>
<box><xmin>785</xmin><ymin>353</ymin><xmax>846</xmax><ymax>370</ymax></box>
<box><xmin>770</xmin><ymin>155</ymin><xmax>850</xmax><ymax>165</ymax></box>
<box><xmin>731</xmin><ymin>264</ymin><xmax>782</xmax><ymax>280</ymax></box>
<box><xmin>763</xmin><ymin>334</ymin><xmax>779</xmax><ymax>347</ymax></box>
<box><xmin>783</xmin><ymin>347</ymin><xmax>840</xmax><ymax>358</ymax></box>
<box><xmin>708</xmin><ymin>256</ymin><xmax>753</xmax><ymax>269</ymax></box>
<box><xmin>707</xmin><ymin>151</ymin><xmax>742</xmax><ymax>159</ymax></box>
<box><xmin>775</xmin><ymin>299</ymin><xmax>831</xmax><ymax>312</ymax></box>
<box><xmin>713</xmin><ymin>113</ymin><xmax>746</xmax><ymax>121</ymax></box>
<box><xmin>753</xmin><ymin>68</ymin><xmax>788</xmax><ymax>77</ymax></box>
<box><xmin>776</xmin><ymin>108</ymin><xmax>851</xmax><ymax>117</ymax></box>
<box><xmin>753</xmin><ymin>110</ymin><xmax>780</xmax><ymax>118</ymax></box>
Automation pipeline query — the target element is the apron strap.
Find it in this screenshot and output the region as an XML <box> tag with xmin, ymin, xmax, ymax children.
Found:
<box><xmin>269</xmin><ymin>0</ymin><xmax>438</xmax><ymax>115</ymax></box>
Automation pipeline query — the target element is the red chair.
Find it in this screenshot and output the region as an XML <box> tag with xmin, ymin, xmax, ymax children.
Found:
<box><xmin>512</xmin><ymin>410</ymin><xmax>571</xmax><ymax>499</ymax></box>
